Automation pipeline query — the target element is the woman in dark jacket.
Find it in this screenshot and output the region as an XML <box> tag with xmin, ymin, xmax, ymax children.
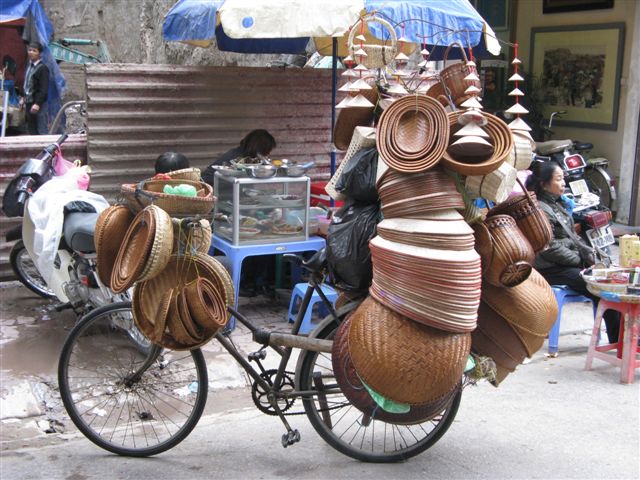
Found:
<box><xmin>526</xmin><ymin>161</ymin><xmax>619</xmax><ymax>343</ymax></box>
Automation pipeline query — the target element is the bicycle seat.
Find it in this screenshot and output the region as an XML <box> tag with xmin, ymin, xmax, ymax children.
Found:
<box><xmin>536</xmin><ymin>139</ymin><xmax>572</xmax><ymax>155</ymax></box>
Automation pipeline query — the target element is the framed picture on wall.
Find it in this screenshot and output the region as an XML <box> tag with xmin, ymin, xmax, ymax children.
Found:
<box><xmin>543</xmin><ymin>0</ymin><xmax>614</xmax><ymax>14</ymax></box>
<box><xmin>530</xmin><ymin>23</ymin><xmax>625</xmax><ymax>130</ymax></box>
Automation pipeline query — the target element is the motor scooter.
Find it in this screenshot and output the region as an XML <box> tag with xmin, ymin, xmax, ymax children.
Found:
<box><xmin>2</xmin><ymin>134</ymin><xmax>149</xmax><ymax>349</ymax></box>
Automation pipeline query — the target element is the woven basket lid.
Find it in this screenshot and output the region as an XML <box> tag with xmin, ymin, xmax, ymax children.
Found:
<box><xmin>138</xmin><ymin>205</ymin><xmax>174</xmax><ymax>282</ymax></box>
<box><xmin>94</xmin><ymin>205</ymin><xmax>134</xmax><ymax>287</ymax></box>
<box><xmin>332</xmin><ymin>314</ymin><xmax>460</xmax><ymax>424</ymax></box>
<box><xmin>481</xmin><ymin>269</ymin><xmax>558</xmax><ymax>356</ymax></box>
<box><xmin>347</xmin><ymin>296</ymin><xmax>470</xmax><ymax>405</ymax></box>
<box><xmin>333</xmin><ymin>86</ymin><xmax>379</xmax><ymax>151</ymax></box>
<box><xmin>110</xmin><ymin>206</ymin><xmax>156</xmax><ymax>294</ymax></box>
<box><xmin>132</xmin><ymin>254</ymin><xmax>232</xmax><ymax>350</ymax></box>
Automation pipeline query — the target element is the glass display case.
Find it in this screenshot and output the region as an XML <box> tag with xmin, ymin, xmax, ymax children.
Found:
<box><xmin>213</xmin><ymin>173</ymin><xmax>310</xmax><ymax>245</ymax></box>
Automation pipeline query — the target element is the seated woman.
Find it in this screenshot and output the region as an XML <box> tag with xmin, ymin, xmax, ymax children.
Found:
<box><xmin>201</xmin><ymin>129</ymin><xmax>276</xmax><ymax>186</ymax></box>
<box><xmin>154</xmin><ymin>151</ymin><xmax>190</xmax><ymax>174</ymax></box>
<box><xmin>526</xmin><ymin>161</ymin><xmax>619</xmax><ymax>343</ymax></box>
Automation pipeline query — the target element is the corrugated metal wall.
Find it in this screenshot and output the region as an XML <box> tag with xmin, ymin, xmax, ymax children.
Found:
<box><xmin>85</xmin><ymin>63</ymin><xmax>340</xmax><ymax>202</ymax></box>
<box><xmin>0</xmin><ymin>134</ymin><xmax>88</xmax><ymax>282</ymax></box>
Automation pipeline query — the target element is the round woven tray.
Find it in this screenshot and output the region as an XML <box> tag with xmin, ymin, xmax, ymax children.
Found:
<box><xmin>94</xmin><ymin>204</ymin><xmax>134</xmax><ymax>287</ymax></box>
<box><xmin>347</xmin><ymin>296</ymin><xmax>470</xmax><ymax>405</ymax></box>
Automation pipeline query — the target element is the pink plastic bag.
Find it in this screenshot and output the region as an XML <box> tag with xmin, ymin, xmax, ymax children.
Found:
<box><xmin>54</xmin><ymin>149</ymin><xmax>90</xmax><ymax>190</ymax></box>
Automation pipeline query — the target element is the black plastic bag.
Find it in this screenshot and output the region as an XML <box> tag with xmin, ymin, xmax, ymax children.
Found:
<box><xmin>327</xmin><ymin>201</ymin><xmax>381</xmax><ymax>293</ymax></box>
<box><xmin>335</xmin><ymin>147</ymin><xmax>379</xmax><ymax>204</ymax></box>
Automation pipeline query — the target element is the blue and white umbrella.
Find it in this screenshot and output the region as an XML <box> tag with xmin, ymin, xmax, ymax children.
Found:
<box><xmin>162</xmin><ymin>0</ymin><xmax>500</xmax><ymax>173</ymax></box>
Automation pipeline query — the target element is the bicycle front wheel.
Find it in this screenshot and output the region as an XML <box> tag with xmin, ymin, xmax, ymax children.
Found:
<box><xmin>298</xmin><ymin>316</ymin><xmax>461</xmax><ymax>463</ymax></box>
<box><xmin>58</xmin><ymin>302</ymin><xmax>208</xmax><ymax>457</ymax></box>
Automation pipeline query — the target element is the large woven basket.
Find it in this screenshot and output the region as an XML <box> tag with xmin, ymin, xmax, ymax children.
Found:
<box><xmin>121</xmin><ymin>179</ymin><xmax>215</xmax><ymax>215</ymax></box>
<box><xmin>438</xmin><ymin>43</ymin><xmax>482</xmax><ymax>107</ymax></box>
<box><xmin>487</xmin><ymin>179</ymin><xmax>553</xmax><ymax>253</ymax></box>
<box><xmin>347</xmin><ymin>14</ymin><xmax>398</xmax><ymax>69</ymax></box>
<box><xmin>481</xmin><ymin>269</ymin><xmax>558</xmax><ymax>356</ymax></box>
<box><xmin>332</xmin><ymin>314</ymin><xmax>460</xmax><ymax>424</ymax></box>
<box><xmin>165</xmin><ymin>167</ymin><xmax>201</xmax><ymax>182</ymax></box>
<box><xmin>133</xmin><ymin>253</ymin><xmax>234</xmax><ymax>350</ymax></box>
<box><xmin>347</xmin><ymin>297</ymin><xmax>470</xmax><ymax>405</ymax></box>
<box><xmin>94</xmin><ymin>204</ymin><xmax>134</xmax><ymax>288</ymax></box>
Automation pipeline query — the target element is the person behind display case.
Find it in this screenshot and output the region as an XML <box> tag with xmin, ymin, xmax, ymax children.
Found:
<box><xmin>154</xmin><ymin>151</ymin><xmax>190</xmax><ymax>174</ymax></box>
<box><xmin>201</xmin><ymin>129</ymin><xmax>277</xmax><ymax>186</ymax></box>
<box><xmin>525</xmin><ymin>161</ymin><xmax>620</xmax><ymax>343</ymax></box>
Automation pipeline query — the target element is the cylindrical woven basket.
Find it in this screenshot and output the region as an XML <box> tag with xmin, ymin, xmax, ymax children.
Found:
<box><xmin>121</xmin><ymin>179</ymin><xmax>215</xmax><ymax>215</ymax></box>
<box><xmin>110</xmin><ymin>206</ymin><xmax>157</xmax><ymax>294</ymax></box>
<box><xmin>132</xmin><ymin>254</ymin><xmax>233</xmax><ymax>350</ymax></box>
<box><xmin>438</xmin><ymin>43</ymin><xmax>482</xmax><ymax>107</ymax></box>
<box><xmin>487</xmin><ymin>179</ymin><xmax>553</xmax><ymax>253</ymax></box>
<box><xmin>473</xmin><ymin>214</ymin><xmax>534</xmax><ymax>288</ymax></box>
<box><xmin>506</xmin><ymin>131</ymin><xmax>535</xmax><ymax>170</ymax></box>
<box><xmin>332</xmin><ymin>314</ymin><xmax>460</xmax><ymax>424</ymax></box>
<box><xmin>441</xmin><ymin>111</ymin><xmax>513</xmax><ymax>176</ymax></box>
<box><xmin>94</xmin><ymin>204</ymin><xmax>134</xmax><ymax>288</ymax></box>
<box><xmin>347</xmin><ymin>297</ymin><xmax>470</xmax><ymax>405</ymax></box>
<box><xmin>376</xmin><ymin>94</ymin><xmax>449</xmax><ymax>173</ymax></box>
<box><xmin>481</xmin><ymin>269</ymin><xmax>559</xmax><ymax>356</ymax></box>
<box><xmin>465</xmin><ymin>162</ymin><xmax>518</xmax><ymax>204</ymax></box>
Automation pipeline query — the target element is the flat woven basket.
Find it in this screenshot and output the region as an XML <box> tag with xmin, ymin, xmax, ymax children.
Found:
<box><xmin>121</xmin><ymin>179</ymin><xmax>215</xmax><ymax>215</ymax></box>
<box><xmin>94</xmin><ymin>204</ymin><xmax>134</xmax><ymax>287</ymax></box>
<box><xmin>326</xmin><ymin>126</ymin><xmax>377</xmax><ymax>200</ymax></box>
<box><xmin>332</xmin><ymin>314</ymin><xmax>459</xmax><ymax>424</ymax></box>
<box><xmin>348</xmin><ymin>296</ymin><xmax>470</xmax><ymax>405</ymax></box>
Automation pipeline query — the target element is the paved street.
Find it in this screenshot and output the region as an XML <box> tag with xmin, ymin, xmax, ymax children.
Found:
<box><xmin>1</xmin><ymin>280</ymin><xmax>639</xmax><ymax>479</ymax></box>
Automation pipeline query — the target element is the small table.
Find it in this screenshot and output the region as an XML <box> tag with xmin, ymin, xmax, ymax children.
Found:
<box><xmin>584</xmin><ymin>287</ymin><xmax>640</xmax><ymax>384</ymax></box>
<box><xmin>210</xmin><ymin>235</ymin><xmax>326</xmax><ymax>330</ymax></box>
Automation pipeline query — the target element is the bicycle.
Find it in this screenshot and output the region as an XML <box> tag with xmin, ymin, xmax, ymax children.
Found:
<box><xmin>57</xmin><ymin>250</ymin><xmax>462</xmax><ymax>462</ymax></box>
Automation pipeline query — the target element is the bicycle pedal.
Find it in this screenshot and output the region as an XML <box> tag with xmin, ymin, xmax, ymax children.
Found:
<box><xmin>281</xmin><ymin>429</ymin><xmax>301</xmax><ymax>448</ymax></box>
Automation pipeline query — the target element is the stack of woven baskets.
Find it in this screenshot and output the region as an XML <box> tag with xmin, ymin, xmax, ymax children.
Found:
<box><xmin>327</xmin><ymin>83</ymin><xmax>559</xmax><ymax>407</ymax></box>
<box><xmin>94</xmin><ymin>167</ymin><xmax>232</xmax><ymax>350</ymax></box>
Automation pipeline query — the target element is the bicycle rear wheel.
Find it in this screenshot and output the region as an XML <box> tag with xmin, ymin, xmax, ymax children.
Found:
<box><xmin>58</xmin><ymin>302</ymin><xmax>208</xmax><ymax>457</ymax></box>
<box><xmin>297</xmin><ymin>315</ymin><xmax>461</xmax><ymax>463</ymax></box>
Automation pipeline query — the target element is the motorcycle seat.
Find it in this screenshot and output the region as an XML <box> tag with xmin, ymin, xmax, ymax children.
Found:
<box><xmin>573</xmin><ymin>142</ymin><xmax>593</xmax><ymax>152</ymax></box>
<box><xmin>536</xmin><ymin>139</ymin><xmax>573</xmax><ymax>155</ymax></box>
<box><xmin>64</xmin><ymin>212</ymin><xmax>99</xmax><ymax>253</ymax></box>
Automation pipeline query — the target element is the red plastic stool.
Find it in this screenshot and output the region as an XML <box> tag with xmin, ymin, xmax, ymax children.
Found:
<box><xmin>584</xmin><ymin>298</ymin><xmax>640</xmax><ymax>384</ymax></box>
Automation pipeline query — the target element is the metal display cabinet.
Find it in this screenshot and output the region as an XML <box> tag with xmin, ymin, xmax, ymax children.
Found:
<box><xmin>213</xmin><ymin>173</ymin><xmax>310</xmax><ymax>245</ymax></box>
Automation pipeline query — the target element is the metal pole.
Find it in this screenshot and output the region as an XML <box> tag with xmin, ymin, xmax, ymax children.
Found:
<box><xmin>330</xmin><ymin>37</ymin><xmax>338</xmax><ymax>207</ymax></box>
<box><xmin>1</xmin><ymin>90</ymin><xmax>10</xmax><ymax>138</ymax></box>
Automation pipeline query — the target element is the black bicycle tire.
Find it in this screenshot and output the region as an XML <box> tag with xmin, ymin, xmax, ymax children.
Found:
<box><xmin>298</xmin><ymin>314</ymin><xmax>462</xmax><ymax>463</ymax></box>
<box><xmin>10</xmin><ymin>240</ymin><xmax>56</xmax><ymax>299</ymax></box>
<box><xmin>58</xmin><ymin>302</ymin><xmax>208</xmax><ymax>457</ymax></box>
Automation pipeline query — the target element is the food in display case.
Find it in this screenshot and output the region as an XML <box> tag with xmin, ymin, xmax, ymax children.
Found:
<box><xmin>213</xmin><ymin>173</ymin><xmax>311</xmax><ymax>245</ymax></box>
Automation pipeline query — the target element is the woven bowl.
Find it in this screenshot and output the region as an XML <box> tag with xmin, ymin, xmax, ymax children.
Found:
<box><xmin>347</xmin><ymin>297</ymin><xmax>470</xmax><ymax>405</ymax></box>
<box><xmin>166</xmin><ymin>167</ymin><xmax>201</xmax><ymax>182</ymax></box>
<box><xmin>94</xmin><ymin>204</ymin><xmax>134</xmax><ymax>287</ymax></box>
<box><xmin>332</xmin><ymin>314</ymin><xmax>460</xmax><ymax>424</ymax></box>
<box><xmin>121</xmin><ymin>179</ymin><xmax>216</xmax><ymax>215</ymax></box>
<box><xmin>133</xmin><ymin>254</ymin><xmax>233</xmax><ymax>350</ymax></box>
<box><xmin>110</xmin><ymin>207</ymin><xmax>156</xmax><ymax>294</ymax></box>
<box><xmin>481</xmin><ymin>269</ymin><xmax>558</xmax><ymax>356</ymax></box>
<box><xmin>441</xmin><ymin>111</ymin><xmax>513</xmax><ymax>176</ymax></box>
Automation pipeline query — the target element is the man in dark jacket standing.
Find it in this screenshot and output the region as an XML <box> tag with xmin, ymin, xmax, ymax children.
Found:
<box><xmin>21</xmin><ymin>41</ymin><xmax>49</xmax><ymax>135</ymax></box>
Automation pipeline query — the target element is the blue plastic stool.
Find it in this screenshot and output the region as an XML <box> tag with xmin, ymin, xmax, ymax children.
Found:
<box><xmin>549</xmin><ymin>285</ymin><xmax>597</xmax><ymax>355</ymax></box>
<box><xmin>288</xmin><ymin>283</ymin><xmax>338</xmax><ymax>334</ymax></box>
